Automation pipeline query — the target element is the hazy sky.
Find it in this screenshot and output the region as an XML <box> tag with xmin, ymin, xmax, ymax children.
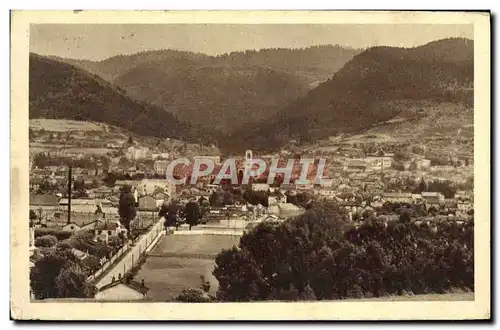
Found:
<box><xmin>30</xmin><ymin>24</ymin><xmax>473</xmax><ymax>61</ymax></box>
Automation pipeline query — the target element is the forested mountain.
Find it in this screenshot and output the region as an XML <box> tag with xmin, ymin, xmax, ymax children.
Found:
<box><xmin>29</xmin><ymin>53</ymin><xmax>221</xmax><ymax>145</ymax></box>
<box><xmin>222</xmin><ymin>38</ymin><xmax>474</xmax><ymax>153</ymax></box>
<box><xmin>56</xmin><ymin>45</ymin><xmax>362</xmax><ymax>133</ymax></box>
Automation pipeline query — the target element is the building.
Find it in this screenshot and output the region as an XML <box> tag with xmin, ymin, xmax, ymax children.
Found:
<box><xmin>126</xmin><ymin>146</ymin><xmax>151</xmax><ymax>160</ymax></box>
<box><xmin>421</xmin><ymin>192</ymin><xmax>445</xmax><ymax>210</ymax></box>
<box><xmin>137</xmin><ymin>179</ymin><xmax>175</xmax><ymax>197</ymax></box>
<box><xmin>94</xmin><ymin>220</ymin><xmax>127</xmax><ymax>244</ymax></box>
<box><xmin>457</xmin><ymin>201</ymin><xmax>473</xmax><ymax>216</ymax></box>
<box><xmin>381</xmin><ymin>192</ymin><xmax>413</xmax><ymax>204</ymax></box>
<box><xmin>193</xmin><ymin>155</ymin><xmax>221</xmax><ymax>165</ymax></box>
<box><xmin>152</xmin><ymin>153</ymin><xmax>170</xmax><ymax>160</ymax></box>
<box><xmin>365</xmin><ymin>156</ymin><xmax>393</xmax><ymax>171</ymax></box>
<box><xmin>95</xmin><ymin>277</ymin><xmax>149</xmax><ymax>301</ymax></box>
<box><xmin>59</xmin><ymin>198</ymin><xmax>98</xmax><ymax>213</ymax></box>
<box><xmin>62</xmin><ymin>222</ymin><xmax>82</xmax><ymax>233</ymax></box>
<box><xmin>251</xmin><ymin>183</ymin><xmax>270</xmax><ymax>192</ymax></box>
<box><xmin>345</xmin><ymin>159</ymin><xmax>367</xmax><ymax>172</ymax></box>
<box><xmin>153</xmin><ymin>160</ymin><xmax>170</xmax><ymax>176</ymax></box>
<box><xmin>413</xmin><ymin>158</ymin><xmax>431</xmax><ymax>170</ymax></box>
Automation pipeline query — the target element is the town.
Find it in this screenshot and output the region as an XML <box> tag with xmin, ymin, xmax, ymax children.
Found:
<box><xmin>28</xmin><ymin>125</ymin><xmax>474</xmax><ymax>301</ymax></box>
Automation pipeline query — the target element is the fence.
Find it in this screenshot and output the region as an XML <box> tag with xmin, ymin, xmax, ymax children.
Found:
<box><xmin>86</xmin><ymin>244</ymin><xmax>130</xmax><ymax>282</ymax></box>
<box><xmin>95</xmin><ymin>218</ymin><xmax>164</xmax><ymax>289</ymax></box>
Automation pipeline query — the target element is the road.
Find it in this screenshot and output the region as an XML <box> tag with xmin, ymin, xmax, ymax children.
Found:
<box><xmin>95</xmin><ymin>220</ymin><xmax>164</xmax><ymax>289</ymax></box>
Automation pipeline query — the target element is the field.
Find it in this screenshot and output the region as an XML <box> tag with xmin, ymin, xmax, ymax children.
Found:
<box><xmin>349</xmin><ymin>292</ymin><xmax>474</xmax><ymax>301</ymax></box>
<box><xmin>30</xmin><ymin>119</ymin><xmax>107</xmax><ymax>132</ymax></box>
<box><xmin>136</xmin><ymin>234</ymin><xmax>240</xmax><ymax>301</ymax></box>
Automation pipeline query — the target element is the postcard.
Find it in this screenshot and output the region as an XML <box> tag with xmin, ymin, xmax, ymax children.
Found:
<box><xmin>10</xmin><ymin>10</ymin><xmax>490</xmax><ymax>320</ymax></box>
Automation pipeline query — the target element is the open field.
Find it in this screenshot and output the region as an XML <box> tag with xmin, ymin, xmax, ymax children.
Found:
<box><xmin>149</xmin><ymin>234</ymin><xmax>240</xmax><ymax>257</ymax></box>
<box><xmin>30</xmin><ymin>119</ymin><xmax>107</xmax><ymax>132</ymax></box>
<box><xmin>348</xmin><ymin>292</ymin><xmax>474</xmax><ymax>301</ymax></box>
<box><xmin>136</xmin><ymin>234</ymin><xmax>240</xmax><ymax>300</ymax></box>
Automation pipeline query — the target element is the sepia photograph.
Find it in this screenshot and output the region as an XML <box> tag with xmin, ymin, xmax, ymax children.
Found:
<box><xmin>10</xmin><ymin>10</ymin><xmax>490</xmax><ymax>320</ymax></box>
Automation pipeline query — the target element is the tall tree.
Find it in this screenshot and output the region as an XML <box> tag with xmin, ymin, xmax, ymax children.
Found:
<box><xmin>118</xmin><ymin>185</ymin><xmax>137</xmax><ymax>232</ymax></box>
<box><xmin>184</xmin><ymin>200</ymin><xmax>201</xmax><ymax>230</ymax></box>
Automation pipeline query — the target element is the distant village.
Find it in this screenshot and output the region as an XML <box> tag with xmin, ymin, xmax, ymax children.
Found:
<box><xmin>28</xmin><ymin>127</ymin><xmax>474</xmax><ymax>300</ymax></box>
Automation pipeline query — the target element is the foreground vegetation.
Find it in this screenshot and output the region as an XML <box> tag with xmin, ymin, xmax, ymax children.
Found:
<box><xmin>213</xmin><ymin>201</ymin><xmax>473</xmax><ymax>301</ymax></box>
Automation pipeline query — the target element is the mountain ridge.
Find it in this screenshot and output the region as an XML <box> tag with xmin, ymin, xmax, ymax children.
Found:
<box><xmin>29</xmin><ymin>53</ymin><xmax>222</xmax><ymax>146</ymax></box>
<box><xmin>221</xmin><ymin>38</ymin><xmax>474</xmax><ymax>153</ymax></box>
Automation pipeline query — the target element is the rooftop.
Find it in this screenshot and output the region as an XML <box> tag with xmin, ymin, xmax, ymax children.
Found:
<box><xmin>98</xmin><ymin>277</ymin><xmax>149</xmax><ymax>295</ymax></box>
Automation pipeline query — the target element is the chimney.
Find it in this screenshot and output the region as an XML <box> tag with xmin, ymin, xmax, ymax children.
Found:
<box><xmin>67</xmin><ymin>166</ymin><xmax>72</xmax><ymax>225</ymax></box>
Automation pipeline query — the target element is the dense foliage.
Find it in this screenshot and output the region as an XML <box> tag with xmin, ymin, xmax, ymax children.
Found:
<box><xmin>34</xmin><ymin>235</ymin><xmax>58</xmax><ymax>247</ymax></box>
<box><xmin>61</xmin><ymin>46</ymin><xmax>360</xmax><ymax>134</ymax></box>
<box><xmin>225</xmin><ymin>38</ymin><xmax>473</xmax><ymax>153</ymax></box>
<box><xmin>213</xmin><ymin>201</ymin><xmax>473</xmax><ymax>301</ymax></box>
<box><xmin>118</xmin><ymin>185</ymin><xmax>137</xmax><ymax>231</ymax></box>
<box><xmin>30</xmin><ymin>249</ymin><xmax>96</xmax><ymax>299</ymax></box>
<box><xmin>34</xmin><ymin>228</ymin><xmax>72</xmax><ymax>241</ymax></box>
<box><xmin>29</xmin><ymin>53</ymin><xmax>221</xmax><ymax>145</ymax></box>
<box><xmin>176</xmin><ymin>288</ymin><xmax>215</xmax><ymax>302</ymax></box>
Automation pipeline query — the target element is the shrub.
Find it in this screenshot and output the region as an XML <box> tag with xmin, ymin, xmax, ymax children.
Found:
<box><xmin>35</xmin><ymin>235</ymin><xmax>58</xmax><ymax>247</ymax></box>
<box><xmin>176</xmin><ymin>288</ymin><xmax>213</xmax><ymax>302</ymax></box>
<box><xmin>34</xmin><ymin>228</ymin><xmax>72</xmax><ymax>241</ymax></box>
<box><xmin>56</xmin><ymin>242</ymin><xmax>73</xmax><ymax>251</ymax></box>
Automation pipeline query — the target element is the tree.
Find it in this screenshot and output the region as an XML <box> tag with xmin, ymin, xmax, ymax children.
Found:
<box><xmin>35</xmin><ymin>235</ymin><xmax>58</xmax><ymax>247</ymax></box>
<box><xmin>29</xmin><ymin>210</ymin><xmax>38</xmax><ymax>222</ymax></box>
<box><xmin>56</xmin><ymin>241</ymin><xmax>73</xmax><ymax>251</ymax></box>
<box><xmin>118</xmin><ymin>185</ymin><xmax>137</xmax><ymax>232</ymax></box>
<box><xmin>176</xmin><ymin>288</ymin><xmax>213</xmax><ymax>302</ymax></box>
<box><xmin>30</xmin><ymin>249</ymin><xmax>95</xmax><ymax>299</ymax></box>
<box><xmin>184</xmin><ymin>201</ymin><xmax>201</xmax><ymax>230</ymax></box>
<box><xmin>56</xmin><ymin>264</ymin><xmax>96</xmax><ymax>298</ymax></box>
<box><xmin>223</xmin><ymin>191</ymin><xmax>234</xmax><ymax>206</ymax></box>
<box><xmin>159</xmin><ymin>200</ymin><xmax>182</xmax><ymax>229</ymax></box>
<box><xmin>399</xmin><ymin>211</ymin><xmax>411</xmax><ymax>223</ymax></box>
<box><xmin>417</xmin><ymin>178</ymin><xmax>427</xmax><ymax>193</ymax></box>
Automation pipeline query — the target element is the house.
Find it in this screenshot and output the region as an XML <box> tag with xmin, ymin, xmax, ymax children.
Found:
<box><xmin>421</xmin><ymin>192</ymin><xmax>445</xmax><ymax>209</ymax></box>
<box><xmin>411</xmin><ymin>194</ymin><xmax>423</xmax><ymax>203</ymax></box>
<box><xmin>365</xmin><ymin>156</ymin><xmax>393</xmax><ymax>171</ymax></box>
<box><xmin>59</xmin><ymin>198</ymin><xmax>97</xmax><ymax>213</ymax></box>
<box><xmin>381</xmin><ymin>192</ymin><xmax>413</xmax><ymax>204</ymax></box>
<box><xmin>126</xmin><ymin>146</ymin><xmax>151</xmax><ymax>160</ymax></box>
<box><xmin>62</xmin><ymin>222</ymin><xmax>82</xmax><ymax>233</ymax></box>
<box><xmin>153</xmin><ymin>160</ymin><xmax>170</xmax><ymax>176</ymax></box>
<box><xmin>457</xmin><ymin>201</ymin><xmax>473</xmax><ymax>216</ymax></box>
<box><xmin>345</xmin><ymin>159</ymin><xmax>367</xmax><ymax>172</ymax></box>
<box><xmin>94</xmin><ymin>220</ymin><xmax>127</xmax><ymax>244</ymax></box>
<box><xmin>152</xmin><ymin>153</ymin><xmax>170</xmax><ymax>160</ymax></box>
<box><xmin>340</xmin><ymin>201</ymin><xmax>362</xmax><ymax>214</ymax></box>
<box><xmin>138</xmin><ymin>179</ymin><xmax>175</xmax><ymax>197</ymax></box>
<box><xmin>413</xmin><ymin>158</ymin><xmax>431</xmax><ymax>170</ymax></box>
<box><xmin>71</xmin><ymin>248</ymin><xmax>89</xmax><ymax>261</ymax></box>
<box><xmin>95</xmin><ymin>277</ymin><xmax>149</xmax><ymax>301</ymax></box>
<box><xmin>193</xmin><ymin>155</ymin><xmax>221</xmax><ymax>165</ymax></box>
<box><xmin>79</xmin><ymin>220</ymin><xmax>100</xmax><ymax>231</ymax></box>
<box><xmin>152</xmin><ymin>192</ymin><xmax>169</xmax><ymax>208</ymax></box>
<box><xmin>252</xmin><ymin>183</ymin><xmax>270</xmax><ymax>192</ymax></box>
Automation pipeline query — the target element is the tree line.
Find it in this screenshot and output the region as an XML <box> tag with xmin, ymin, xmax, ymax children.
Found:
<box><xmin>213</xmin><ymin>201</ymin><xmax>473</xmax><ymax>301</ymax></box>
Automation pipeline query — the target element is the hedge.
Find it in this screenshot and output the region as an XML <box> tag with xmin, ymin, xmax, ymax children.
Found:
<box><xmin>34</xmin><ymin>228</ymin><xmax>72</xmax><ymax>241</ymax></box>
